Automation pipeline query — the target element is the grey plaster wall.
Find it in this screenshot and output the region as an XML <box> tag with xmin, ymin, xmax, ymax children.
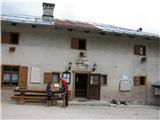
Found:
<box><xmin>1</xmin><ymin>23</ymin><xmax>159</xmax><ymax>104</ymax></box>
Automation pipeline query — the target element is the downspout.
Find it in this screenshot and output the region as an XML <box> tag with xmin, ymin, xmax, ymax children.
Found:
<box><xmin>145</xmin><ymin>75</ymin><xmax>147</xmax><ymax>105</ymax></box>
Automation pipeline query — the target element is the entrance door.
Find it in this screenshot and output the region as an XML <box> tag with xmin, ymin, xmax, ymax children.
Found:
<box><xmin>87</xmin><ymin>74</ymin><xmax>101</xmax><ymax>100</ymax></box>
<box><xmin>75</xmin><ymin>74</ymin><xmax>88</xmax><ymax>98</ymax></box>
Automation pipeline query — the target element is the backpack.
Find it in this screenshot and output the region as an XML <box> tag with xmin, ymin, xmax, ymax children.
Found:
<box><xmin>59</xmin><ymin>86</ymin><xmax>66</xmax><ymax>96</ymax></box>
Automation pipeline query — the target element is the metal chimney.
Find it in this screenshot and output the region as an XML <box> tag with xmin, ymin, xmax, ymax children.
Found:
<box><xmin>42</xmin><ymin>3</ymin><xmax>55</xmax><ymax>22</ymax></box>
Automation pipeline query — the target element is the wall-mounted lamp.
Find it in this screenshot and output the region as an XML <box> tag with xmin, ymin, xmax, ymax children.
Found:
<box><xmin>92</xmin><ymin>63</ymin><xmax>97</xmax><ymax>72</ymax></box>
<box><xmin>68</xmin><ymin>62</ymin><xmax>72</xmax><ymax>71</ymax></box>
<box><xmin>9</xmin><ymin>47</ymin><xmax>16</xmax><ymax>53</ymax></box>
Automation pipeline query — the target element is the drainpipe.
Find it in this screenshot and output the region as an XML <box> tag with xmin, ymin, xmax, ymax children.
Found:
<box><xmin>145</xmin><ymin>75</ymin><xmax>147</xmax><ymax>105</ymax></box>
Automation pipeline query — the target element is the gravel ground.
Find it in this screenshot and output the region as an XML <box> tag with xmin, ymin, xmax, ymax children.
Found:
<box><xmin>1</xmin><ymin>102</ymin><xmax>160</xmax><ymax>119</ymax></box>
<box><xmin>1</xmin><ymin>90</ymin><xmax>160</xmax><ymax>119</ymax></box>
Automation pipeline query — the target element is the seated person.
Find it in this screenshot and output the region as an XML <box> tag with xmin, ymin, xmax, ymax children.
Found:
<box><xmin>46</xmin><ymin>81</ymin><xmax>54</xmax><ymax>106</ymax></box>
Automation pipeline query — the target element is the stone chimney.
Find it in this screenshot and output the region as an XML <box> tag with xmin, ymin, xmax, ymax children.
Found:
<box><xmin>42</xmin><ymin>3</ymin><xmax>55</xmax><ymax>22</ymax></box>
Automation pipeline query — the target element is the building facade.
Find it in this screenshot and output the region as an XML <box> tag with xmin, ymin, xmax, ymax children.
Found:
<box><xmin>1</xmin><ymin>3</ymin><xmax>160</xmax><ymax>105</ymax></box>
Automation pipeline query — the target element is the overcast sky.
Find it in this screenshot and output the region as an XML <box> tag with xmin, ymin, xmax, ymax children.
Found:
<box><xmin>1</xmin><ymin>0</ymin><xmax>160</xmax><ymax>35</ymax></box>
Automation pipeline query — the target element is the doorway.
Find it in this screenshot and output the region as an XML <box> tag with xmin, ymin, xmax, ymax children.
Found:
<box><xmin>75</xmin><ymin>73</ymin><xmax>88</xmax><ymax>98</ymax></box>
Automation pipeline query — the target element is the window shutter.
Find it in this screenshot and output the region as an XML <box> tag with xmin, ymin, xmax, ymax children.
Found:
<box><xmin>2</xmin><ymin>32</ymin><xmax>10</xmax><ymax>43</ymax></box>
<box><xmin>44</xmin><ymin>72</ymin><xmax>52</xmax><ymax>83</ymax></box>
<box><xmin>19</xmin><ymin>66</ymin><xmax>28</xmax><ymax>89</ymax></box>
<box><xmin>134</xmin><ymin>45</ymin><xmax>140</xmax><ymax>55</ymax></box>
<box><xmin>71</xmin><ymin>37</ymin><xmax>79</xmax><ymax>49</ymax></box>
<box><xmin>134</xmin><ymin>76</ymin><xmax>140</xmax><ymax>86</ymax></box>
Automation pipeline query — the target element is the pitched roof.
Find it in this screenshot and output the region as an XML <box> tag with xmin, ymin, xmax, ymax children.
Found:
<box><xmin>54</xmin><ymin>19</ymin><xmax>98</xmax><ymax>30</ymax></box>
<box><xmin>1</xmin><ymin>14</ymin><xmax>159</xmax><ymax>39</ymax></box>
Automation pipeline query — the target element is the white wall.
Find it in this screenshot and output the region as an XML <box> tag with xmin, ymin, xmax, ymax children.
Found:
<box><xmin>1</xmin><ymin>22</ymin><xmax>159</xmax><ymax>104</ymax></box>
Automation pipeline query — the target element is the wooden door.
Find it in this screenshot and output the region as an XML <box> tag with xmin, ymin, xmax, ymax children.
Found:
<box><xmin>19</xmin><ymin>66</ymin><xmax>28</xmax><ymax>89</ymax></box>
<box><xmin>87</xmin><ymin>74</ymin><xmax>101</xmax><ymax>100</ymax></box>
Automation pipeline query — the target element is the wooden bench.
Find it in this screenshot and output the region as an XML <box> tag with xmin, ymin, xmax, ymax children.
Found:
<box><xmin>11</xmin><ymin>89</ymin><xmax>60</xmax><ymax>105</ymax></box>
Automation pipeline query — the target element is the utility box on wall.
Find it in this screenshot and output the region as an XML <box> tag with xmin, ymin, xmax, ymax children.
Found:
<box><xmin>154</xmin><ymin>87</ymin><xmax>160</xmax><ymax>96</ymax></box>
<box><xmin>152</xmin><ymin>81</ymin><xmax>160</xmax><ymax>96</ymax></box>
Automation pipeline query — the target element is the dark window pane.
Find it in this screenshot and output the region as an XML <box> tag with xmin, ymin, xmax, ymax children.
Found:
<box><xmin>140</xmin><ymin>76</ymin><xmax>145</xmax><ymax>85</ymax></box>
<box><xmin>11</xmin><ymin>66</ymin><xmax>19</xmax><ymax>72</ymax></box>
<box><xmin>79</xmin><ymin>39</ymin><xmax>86</xmax><ymax>50</ymax></box>
<box><xmin>11</xmin><ymin>33</ymin><xmax>19</xmax><ymax>44</ymax></box>
<box><xmin>4</xmin><ymin>66</ymin><xmax>12</xmax><ymax>71</ymax></box>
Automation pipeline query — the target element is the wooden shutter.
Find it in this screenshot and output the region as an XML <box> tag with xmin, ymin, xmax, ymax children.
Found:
<box><xmin>19</xmin><ymin>66</ymin><xmax>28</xmax><ymax>89</ymax></box>
<box><xmin>44</xmin><ymin>72</ymin><xmax>52</xmax><ymax>83</ymax></box>
<box><xmin>134</xmin><ymin>76</ymin><xmax>140</xmax><ymax>86</ymax></box>
<box><xmin>71</xmin><ymin>37</ymin><xmax>79</xmax><ymax>49</ymax></box>
<box><xmin>134</xmin><ymin>45</ymin><xmax>140</xmax><ymax>55</ymax></box>
<box><xmin>2</xmin><ymin>32</ymin><xmax>11</xmax><ymax>43</ymax></box>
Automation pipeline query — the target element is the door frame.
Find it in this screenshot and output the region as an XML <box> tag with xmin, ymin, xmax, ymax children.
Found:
<box><xmin>72</xmin><ymin>70</ymin><xmax>90</xmax><ymax>99</ymax></box>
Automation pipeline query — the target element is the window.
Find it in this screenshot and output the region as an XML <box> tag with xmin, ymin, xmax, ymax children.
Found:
<box><xmin>11</xmin><ymin>33</ymin><xmax>19</xmax><ymax>44</ymax></box>
<box><xmin>71</xmin><ymin>37</ymin><xmax>87</xmax><ymax>50</ymax></box>
<box><xmin>90</xmin><ymin>76</ymin><xmax>99</xmax><ymax>85</ymax></box>
<box><xmin>52</xmin><ymin>72</ymin><xmax>60</xmax><ymax>83</ymax></box>
<box><xmin>44</xmin><ymin>72</ymin><xmax>60</xmax><ymax>83</ymax></box>
<box><xmin>2</xmin><ymin>32</ymin><xmax>19</xmax><ymax>44</ymax></box>
<box><xmin>79</xmin><ymin>39</ymin><xmax>86</xmax><ymax>50</ymax></box>
<box><xmin>62</xmin><ymin>71</ymin><xmax>71</xmax><ymax>84</ymax></box>
<box><xmin>140</xmin><ymin>76</ymin><xmax>145</xmax><ymax>85</ymax></box>
<box><xmin>134</xmin><ymin>45</ymin><xmax>146</xmax><ymax>56</ymax></box>
<box><xmin>101</xmin><ymin>75</ymin><xmax>107</xmax><ymax>85</ymax></box>
<box><xmin>134</xmin><ymin>76</ymin><xmax>146</xmax><ymax>86</ymax></box>
<box><xmin>2</xmin><ymin>66</ymin><xmax>19</xmax><ymax>86</ymax></box>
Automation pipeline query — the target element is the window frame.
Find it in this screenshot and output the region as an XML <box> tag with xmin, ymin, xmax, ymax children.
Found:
<box><xmin>62</xmin><ymin>71</ymin><xmax>71</xmax><ymax>84</ymax></box>
<box><xmin>71</xmin><ymin>37</ymin><xmax>87</xmax><ymax>50</ymax></box>
<box><xmin>1</xmin><ymin>32</ymin><xmax>19</xmax><ymax>45</ymax></box>
<box><xmin>1</xmin><ymin>65</ymin><xmax>20</xmax><ymax>86</ymax></box>
<box><xmin>134</xmin><ymin>76</ymin><xmax>146</xmax><ymax>86</ymax></box>
<box><xmin>100</xmin><ymin>74</ymin><xmax>107</xmax><ymax>86</ymax></box>
<box><xmin>134</xmin><ymin>45</ymin><xmax>146</xmax><ymax>56</ymax></box>
<box><xmin>10</xmin><ymin>32</ymin><xmax>19</xmax><ymax>44</ymax></box>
